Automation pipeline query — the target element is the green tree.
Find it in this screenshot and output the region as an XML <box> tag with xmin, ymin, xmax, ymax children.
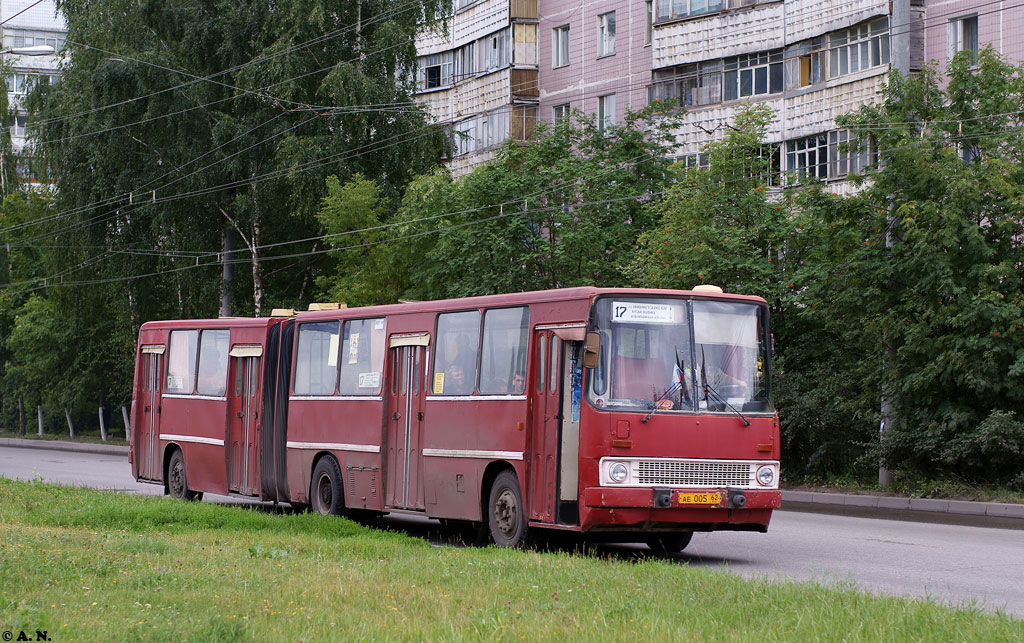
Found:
<box><xmin>9</xmin><ymin>0</ymin><xmax>449</xmax><ymax>427</ymax></box>
<box><xmin>804</xmin><ymin>50</ymin><xmax>1024</xmax><ymax>483</ymax></box>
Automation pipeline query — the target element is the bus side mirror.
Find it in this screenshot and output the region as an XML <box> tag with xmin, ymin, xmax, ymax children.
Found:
<box><xmin>583</xmin><ymin>332</ymin><xmax>600</xmax><ymax>369</ymax></box>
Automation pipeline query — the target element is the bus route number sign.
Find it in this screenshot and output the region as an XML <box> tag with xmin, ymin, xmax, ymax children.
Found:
<box><xmin>611</xmin><ymin>301</ymin><xmax>676</xmax><ymax>324</ymax></box>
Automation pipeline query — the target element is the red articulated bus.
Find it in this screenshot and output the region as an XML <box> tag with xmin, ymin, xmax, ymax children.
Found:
<box><xmin>130</xmin><ymin>286</ymin><xmax>780</xmax><ymax>550</ymax></box>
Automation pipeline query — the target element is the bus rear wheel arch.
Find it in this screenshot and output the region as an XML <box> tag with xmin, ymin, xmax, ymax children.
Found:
<box><xmin>310</xmin><ymin>455</ymin><xmax>345</xmax><ymax>516</ymax></box>
<box><xmin>165</xmin><ymin>447</ymin><xmax>201</xmax><ymax>501</ymax></box>
<box><xmin>487</xmin><ymin>469</ymin><xmax>529</xmax><ymax>548</ymax></box>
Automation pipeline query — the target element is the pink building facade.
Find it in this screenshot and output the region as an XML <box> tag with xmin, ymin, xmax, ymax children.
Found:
<box><xmin>922</xmin><ymin>0</ymin><xmax>1024</xmax><ymax>69</ymax></box>
<box><xmin>536</xmin><ymin>0</ymin><xmax>652</xmax><ymax>130</ymax></box>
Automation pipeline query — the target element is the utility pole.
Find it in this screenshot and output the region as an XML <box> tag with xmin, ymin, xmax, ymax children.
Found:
<box><xmin>879</xmin><ymin>0</ymin><xmax>911</xmax><ymax>488</ymax></box>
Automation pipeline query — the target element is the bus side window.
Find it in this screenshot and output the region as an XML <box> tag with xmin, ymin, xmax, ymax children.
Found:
<box><xmin>479</xmin><ymin>306</ymin><xmax>529</xmax><ymax>395</ymax></box>
<box><xmin>166</xmin><ymin>330</ymin><xmax>198</xmax><ymax>394</ymax></box>
<box><xmin>294</xmin><ymin>322</ymin><xmax>340</xmax><ymax>396</ymax></box>
<box><xmin>433</xmin><ymin>311</ymin><xmax>480</xmax><ymax>396</ymax></box>
<box><xmin>339</xmin><ymin>318</ymin><xmax>386</xmax><ymax>396</ymax></box>
<box><xmin>197</xmin><ymin>330</ymin><xmax>229</xmax><ymax>397</ymax></box>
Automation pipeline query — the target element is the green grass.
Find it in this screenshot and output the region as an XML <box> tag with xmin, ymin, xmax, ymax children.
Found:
<box><xmin>1</xmin><ymin>478</ymin><xmax>1022</xmax><ymax>642</ymax></box>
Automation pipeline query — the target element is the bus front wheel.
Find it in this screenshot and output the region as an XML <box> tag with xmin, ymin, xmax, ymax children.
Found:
<box><xmin>645</xmin><ymin>531</ymin><xmax>693</xmax><ymax>554</ymax></box>
<box><xmin>167</xmin><ymin>449</ymin><xmax>201</xmax><ymax>501</ymax></box>
<box><xmin>311</xmin><ymin>456</ymin><xmax>345</xmax><ymax>516</ymax></box>
<box><xmin>487</xmin><ymin>470</ymin><xmax>528</xmax><ymax>547</ymax></box>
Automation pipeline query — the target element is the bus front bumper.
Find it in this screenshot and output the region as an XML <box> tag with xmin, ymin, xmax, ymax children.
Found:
<box><xmin>579</xmin><ymin>486</ymin><xmax>781</xmax><ymax>531</ymax></box>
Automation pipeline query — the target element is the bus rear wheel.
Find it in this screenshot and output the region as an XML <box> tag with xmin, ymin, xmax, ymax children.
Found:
<box><xmin>167</xmin><ymin>449</ymin><xmax>200</xmax><ymax>501</ymax></box>
<box><xmin>487</xmin><ymin>470</ymin><xmax>528</xmax><ymax>547</ymax></box>
<box><xmin>645</xmin><ymin>532</ymin><xmax>693</xmax><ymax>554</ymax></box>
<box><xmin>311</xmin><ymin>456</ymin><xmax>345</xmax><ymax>516</ymax></box>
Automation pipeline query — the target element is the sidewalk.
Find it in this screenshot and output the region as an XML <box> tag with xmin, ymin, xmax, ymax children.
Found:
<box><xmin>2</xmin><ymin>436</ymin><xmax>1022</xmax><ymax>524</ymax></box>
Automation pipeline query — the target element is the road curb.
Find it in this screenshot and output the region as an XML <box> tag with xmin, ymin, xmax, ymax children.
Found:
<box><xmin>781</xmin><ymin>490</ymin><xmax>1024</xmax><ymax>521</ymax></box>
<box><xmin>0</xmin><ymin>437</ymin><xmax>129</xmax><ymax>456</ymax></box>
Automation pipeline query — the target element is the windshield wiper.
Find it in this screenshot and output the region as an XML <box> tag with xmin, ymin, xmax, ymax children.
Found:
<box><xmin>640</xmin><ymin>380</ymin><xmax>681</xmax><ymax>423</ymax></box>
<box><xmin>641</xmin><ymin>347</ymin><xmax>690</xmax><ymax>424</ymax></box>
<box><xmin>702</xmin><ymin>381</ymin><xmax>751</xmax><ymax>426</ymax></box>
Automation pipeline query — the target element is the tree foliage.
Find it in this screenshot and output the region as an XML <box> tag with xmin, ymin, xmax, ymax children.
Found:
<box><xmin>1</xmin><ymin>0</ymin><xmax>448</xmax><ymax>431</ymax></box>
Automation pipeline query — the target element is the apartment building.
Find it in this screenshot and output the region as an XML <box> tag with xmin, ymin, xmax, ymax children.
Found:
<box><xmin>2</xmin><ymin>0</ymin><xmax>65</xmax><ymax>184</ymax></box>
<box><xmin>415</xmin><ymin>0</ymin><xmax>1022</xmax><ymax>182</ymax></box>
<box><xmin>414</xmin><ymin>0</ymin><xmax>540</xmax><ymax>176</ymax></box>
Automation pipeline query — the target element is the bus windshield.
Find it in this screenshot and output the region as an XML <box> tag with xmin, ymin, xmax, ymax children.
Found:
<box><xmin>587</xmin><ymin>297</ymin><xmax>771</xmax><ymax>414</ymax></box>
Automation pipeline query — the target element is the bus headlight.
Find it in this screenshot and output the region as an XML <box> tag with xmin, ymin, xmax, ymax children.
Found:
<box><xmin>756</xmin><ymin>465</ymin><xmax>776</xmax><ymax>487</ymax></box>
<box><xmin>608</xmin><ymin>462</ymin><xmax>629</xmax><ymax>484</ymax></box>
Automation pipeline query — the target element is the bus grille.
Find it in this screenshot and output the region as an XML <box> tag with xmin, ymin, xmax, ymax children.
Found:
<box><xmin>636</xmin><ymin>460</ymin><xmax>752</xmax><ymax>487</ymax></box>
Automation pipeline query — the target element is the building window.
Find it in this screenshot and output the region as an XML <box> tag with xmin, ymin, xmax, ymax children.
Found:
<box><xmin>829</xmin><ymin>130</ymin><xmax>875</xmax><ymax>178</ymax></box>
<box><xmin>829</xmin><ymin>18</ymin><xmax>890</xmax><ymax>78</ymax></box>
<box><xmin>948</xmin><ymin>16</ymin><xmax>979</xmax><ymax>66</ymax></box>
<box><xmin>598</xmin><ymin>12</ymin><xmax>615</xmax><ymax>57</ymax></box>
<box><xmin>553</xmin><ymin>25</ymin><xmax>570</xmax><ymax>68</ymax></box>
<box><xmin>676</xmin><ymin>153</ymin><xmax>710</xmax><ymax>171</ymax></box>
<box><xmin>553</xmin><ymin>103</ymin><xmax>571</xmax><ymax>122</ymax></box>
<box><xmin>787</xmin><ymin>134</ymin><xmax>829</xmax><ymax>180</ymax></box>
<box><xmin>788</xmin><ymin>37</ymin><xmax>826</xmax><ymax>89</ymax></box>
<box><xmin>483</xmin><ymin>29</ymin><xmax>511</xmax><ymax>71</ymax></box>
<box><xmin>645</xmin><ymin>1</ymin><xmax>653</xmax><ymax>46</ymax></box>
<box><xmin>656</xmin><ymin>0</ymin><xmax>725</xmax><ymax>21</ymax></box>
<box><xmin>11</xmin><ymin>113</ymin><xmax>28</xmax><ymax>139</ymax></box>
<box><xmin>418</xmin><ymin>52</ymin><xmax>453</xmax><ymax>91</ymax></box>
<box><xmin>5</xmin><ymin>29</ymin><xmax>65</xmax><ymax>52</ymax></box>
<box><xmin>598</xmin><ymin>94</ymin><xmax>616</xmax><ymax>133</ymax></box>
<box><xmin>650</xmin><ymin>60</ymin><xmax>723</xmax><ymax>107</ymax></box>
<box><xmin>724</xmin><ymin>50</ymin><xmax>783</xmax><ymax>101</ymax></box>
<box><xmin>455</xmin><ymin>41</ymin><xmax>476</xmax><ymax>80</ymax></box>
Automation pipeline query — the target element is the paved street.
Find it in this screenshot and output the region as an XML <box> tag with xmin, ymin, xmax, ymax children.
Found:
<box><xmin>2</xmin><ymin>444</ymin><xmax>1022</xmax><ymax>617</ymax></box>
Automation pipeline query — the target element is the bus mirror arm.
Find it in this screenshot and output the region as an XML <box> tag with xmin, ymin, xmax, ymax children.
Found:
<box><xmin>583</xmin><ymin>332</ymin><xmax>600</xmax><ymax>369</ymax></box>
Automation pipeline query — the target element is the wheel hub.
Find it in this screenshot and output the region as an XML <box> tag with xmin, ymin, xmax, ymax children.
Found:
<box><xmin>495</xmin><ymin>489</ymin><xmax>518</xmax><ymax>536</ymax></box>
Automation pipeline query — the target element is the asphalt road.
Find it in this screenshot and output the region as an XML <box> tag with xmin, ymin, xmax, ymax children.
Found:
<box><xmin>2</xmin><ymin>444</ymin><xmax>1022</xmax><ymax>617</ymax></box>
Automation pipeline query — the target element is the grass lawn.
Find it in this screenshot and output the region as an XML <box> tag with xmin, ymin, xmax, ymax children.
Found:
<box><xmin>1</xmin><ymin>478</ymin><xmax>1021</xmax><ymax>642</ymax></box>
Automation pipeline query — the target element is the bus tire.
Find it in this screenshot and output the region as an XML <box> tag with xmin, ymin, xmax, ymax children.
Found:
<box><xmin>645</xmin><ymin>531</ymin><xmax>693</xmax><ymax>554</ymax></box>
<box><xmin>487</xmin><ymin>470</ymin><xmax>528</xmax><ymax>548</ymax></box>
<box><xmin>167</xmin><ymin>449</ymin><xmax>200</xmax><ymax>501</ymax></box>
<box><xmin>310</xmin><ymin>456</ymin><xmax>345</xmax><ymax>516</ymax></box>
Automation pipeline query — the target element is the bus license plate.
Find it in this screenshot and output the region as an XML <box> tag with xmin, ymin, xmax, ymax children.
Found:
<box><xmin>677</xmin><ymin>492</ymin><xmax>722</xmax><ymax>506</ymax></box>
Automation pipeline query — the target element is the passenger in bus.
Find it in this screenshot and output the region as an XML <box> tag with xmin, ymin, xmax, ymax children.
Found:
<box><xmin>444</xmin><ymin>364</ymin><xmax>471</xmax><ymax>395</ymax></box>
<box><xmin>510</xmin><ymin>371</ymin><xmax>525</xmax><ymax>394</ymax></box>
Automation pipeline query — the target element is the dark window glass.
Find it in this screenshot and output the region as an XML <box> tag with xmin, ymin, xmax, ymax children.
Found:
<box><xmin>433</xmin><ymin>311</ymin><xmax>481</xmax><ymax>395</ymax></box>
<box><xmin>294</xmin><ymin>322</ymin><xmax>339</xmax><ymax>395</ymax></box>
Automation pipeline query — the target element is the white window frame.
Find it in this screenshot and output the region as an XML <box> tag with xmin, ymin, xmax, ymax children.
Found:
<box><xmin>553</xmin><ymin>25</ymin><xmax>570</xmax><ymax>68</ymax></box>
<box><xmin>947</xmin><ymin>15</ymin><xmax>979</xmax><ymax>66</ymax></box>
<box><xmin>829</xmin><ymin>17</ymin><xmax>890</xmax><ymax>79</ymax></box>
<box><xmin>786</xmin><ymin>133</ymin><xmax>829</xmax><ymax>180</ymax></box>
<box><xmin>597</xmin><ymin>12</ymin><xmax>616</xmax><ymax>57</ymax></box>
<box><xmin>553</xmin><ymin>103</ymin><xmax>571</xmax><ymax>123</ymax></box>
<box><xmin>598</xmin><ymin>94</ymin><xmax>616</xmax><ymax>133</ymax></box>
<box><xmin>645</xmin><ymin>1</ymin><xmax>653</xmax><ymax>46</ymax></box>
<box><xmin>723</xmin><ymin>50</ymin><xmax>783</xmax><ymax>101</ymax></box>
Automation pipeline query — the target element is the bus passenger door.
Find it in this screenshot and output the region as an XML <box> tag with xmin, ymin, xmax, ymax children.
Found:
<box><xmin>529</xmin><ymin>331</ymin><xmax>561</xmax><ymax>523</ymax></box>
<box><xmin>137</xmin><ymin>348</ymin><xmax>163</xmax><ymax>481</ymax></box>
<box><xmin>386</xmin><ymin>344</ymin><xmax>426</xmax><ymax>510</ymax></box>
<box><xmin>229</xmin><ymin>355</ymin><xmax>261</xmax><ymax>495</ymax></box>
